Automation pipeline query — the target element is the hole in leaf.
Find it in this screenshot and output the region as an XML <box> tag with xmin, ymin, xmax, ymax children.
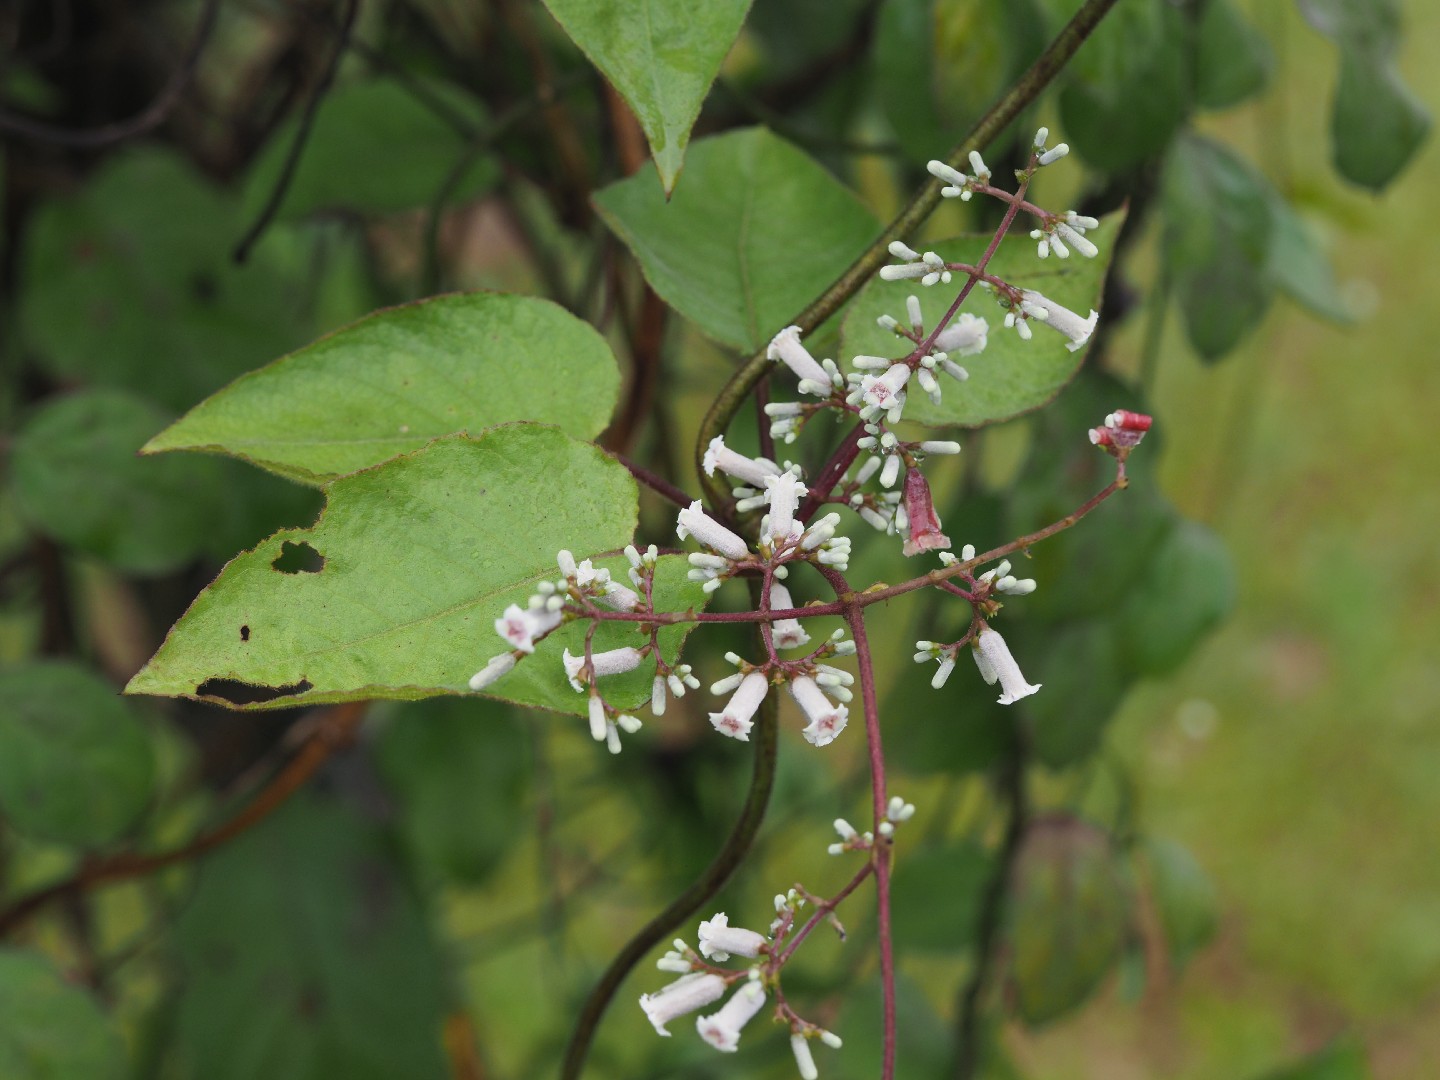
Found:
<box><xmin>272</xmin><ymin>541</ymin><xmax>325</xmax><ymax>574</ymax></box>
<box><xmin>239</xmin><ymin>625</ymin><xmax>250</xmax><ymax>641</ymax></box>
<box><xmin>195</xmin><ymin>677</ymin><xmax>313</xmax><ymax>706</ymax></box>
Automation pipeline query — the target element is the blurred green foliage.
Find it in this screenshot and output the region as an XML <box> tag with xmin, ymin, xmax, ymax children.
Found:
<box><xmin>0</xmin><ymin>0</ymin><xmax>1431</xmax><ymax>1077</ymax></box>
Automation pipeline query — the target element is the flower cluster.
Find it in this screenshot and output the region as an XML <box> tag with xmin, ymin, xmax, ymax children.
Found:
<box><xmin>909</xmin><ymin>541</ymin><xmax>1044</xmax><ymax>703</ymax></box>
<box><xmin>639</xmin><ymin>795</ymin><xmax>917</xmax><ymax>1075</ymax></box>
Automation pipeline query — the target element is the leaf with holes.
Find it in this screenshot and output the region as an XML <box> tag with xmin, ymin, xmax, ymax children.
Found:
<box><xmin>126</xmin><ymin>424</ymin><xmax>702</xmax><ymax>716</ymax></box>
<box><xmin>143</xmin><ymin>293</ymin><xmax>620</xmax><ymax>485</ymax></box>
<box><xmin>541</xmin><ymin>0</ymin><xmax>753</xmax><ymax>194</ymax></box>
<box><xmin>593</xmin><ymin>127</ymin><xmax>879</xmax><ymax>352</ymax></box>
<box><xmin>840</xmin><ymin>213</ymin><xmax>1123</xmax><ymax>427</ymax></box>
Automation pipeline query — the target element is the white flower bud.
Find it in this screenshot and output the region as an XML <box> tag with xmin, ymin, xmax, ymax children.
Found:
<box><xmin>1038</xmin><ymin>143</ymin><xmax>1069</xmax><ymax>166</ymax></box>
<box><xmin>792</xmin><ymin>1033</ymin><xmax>819</xmax><ymax>1080</ymax></box>
<box><xmin>468</xmin><ymin>653</ymin><xmax>516</xmax><ymax>691</ymax></box>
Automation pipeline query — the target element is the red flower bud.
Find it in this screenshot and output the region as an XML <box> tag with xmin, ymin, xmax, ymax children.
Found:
<box><xmin>1105</xmin><ymin>409</ymin><xmax>1152</xmax><ymax>432</ymax></box>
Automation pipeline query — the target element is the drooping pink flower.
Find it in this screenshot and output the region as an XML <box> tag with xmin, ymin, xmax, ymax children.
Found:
<box><xmin>901</xmin><ymin>468</ymin><xmax>950</xmax><ymax>557</ymax></box>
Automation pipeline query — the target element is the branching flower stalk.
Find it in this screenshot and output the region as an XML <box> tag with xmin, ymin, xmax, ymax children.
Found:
<box><xmin>471</xmin><ymin>120</ymin><xmax>1152</xmax><ymax>1078</ymax></box>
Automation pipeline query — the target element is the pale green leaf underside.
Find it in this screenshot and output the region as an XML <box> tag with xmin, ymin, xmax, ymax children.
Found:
<box><xmin>841</xmin><ymin>213</ymin><xmax>1124</xmax><ymax>427</ymax></box>
<box><xmin>143</xmin><ymin>293</ymin><xmax>620</xmax><ymax>485</ymax></box>
<box><xmin>541</xmin><ymin>0</ymin><xmax>753</xmax><ymax>193</ymax></box>
<box><xmin>125</xmin><ymin>425</ymin><xmax>704</xmax><ymax>716</ymax></box>
<box><xmin>594</xmin><ymin>127</ymin><xmax>880</xmax><ymax>352</ymax></box>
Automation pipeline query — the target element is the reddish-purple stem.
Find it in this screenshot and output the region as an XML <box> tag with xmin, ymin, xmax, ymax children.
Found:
<box><xmin>775</xmin><ymin>861</ymin><xmax>875</xmax><ymax>965</ymax></box>
<box><xmin>797</xmin><ymin>167</ymin><xmax>1034</xmax><ymax>517</ymax></box>
<box><xmin>817</xmin><ymin>564</ymin><xmax>897</xmax><ymax>1080</ymax></box>
<box><xmin>615</xmin><ymin>452</ymin><xmax>694</xmax><ymax>508</ymax></box>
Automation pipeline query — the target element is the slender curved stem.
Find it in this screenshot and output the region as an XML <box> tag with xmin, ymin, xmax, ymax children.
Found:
<box><xmin>232</xmin><ymin>0</ymin><xmax>361</xmax><ymax>264</ymax></box>
<box><xmin>693</xmin><ymin>0</ymin><xmax>1123</xmax><ymax>508</ymax></box>
<box><xmin>0</xmin><ymin>702</ymin><xmax>365</xmax><ymax>938</ymax></box>
<box><xmin>559</xmin><ymin>657</ymin><xmax>780</xmax><ymax>1078</ymax></box>
<box><xmin>0</xmin><ymin>0</ymin><xmax>221</xmax><ymax>147</ymax></box>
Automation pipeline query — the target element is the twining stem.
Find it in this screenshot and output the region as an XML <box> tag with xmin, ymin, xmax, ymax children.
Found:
<box><xmin>694</xmin><ymin>0</ymin><xmax>1123</xmax><ymax>509</ymax></box>
<box><xmin>0</xmin><ymin>702</ymin><xmax>366</xmax><ymax>938</ymax></box>
<box><xmin>560</xmin><ymin>584</ymin><xmax>781</xmax><ymax>1079</ymax></box>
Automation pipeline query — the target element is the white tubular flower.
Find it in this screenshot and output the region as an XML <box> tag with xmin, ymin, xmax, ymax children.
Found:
<box><xmin>933</xmin><ymin>313</ymin><xmax>989</xmax><ymax>356</ymax></box>
<box><xmin>905</xmin><ymin>295</ymin><xmax>924</xmax><ymax>328</ymax></box>
<box><xmin>790</xmin><ymin>676</ymin><xmax>849</xmax><ymax>747</ymax></box>
<box><xmin>697</xmin><ymin>912</ymin><xmax>768</xmax><ymax>961</ymax></box>
<box><xmin>967</xmin><ymin>149</ymin><xmax>991</xmax><ymax>182</ymax></box>
<box><xmin>696</xmin><ymin>981</ymin><xmax>767</xmax><ymax>1053</ymax></box>
<box><xmin>494</xmin><ymin>603</ymin><xmax>562</xmax><ymax>654</ymax></box>
<box><xmin>640</xmin><ymin>972</ymin><xmax>728</xmax><ymax>1036</ymax></box>
<box><xmin>1017</xmin><ymin>290</ymin><xmax>1098</xmax><ymax>352</ymax></box>
<box><xmin>860</xmin><ymin>363</ymin><xmax>911</xmax><ymax>413</ymax></box>
<box><xmin>768</xmin><ymin>582</ymin><xmax>811</xmax><ymax>649</ymax></box>
<box><xmin>792</xmin><ymin>1033</ymin><xmax>819</xmax><ymax>1080</ymax></box>
<box><xmin>563</xmin><ymin>646</ymin><xmax>644</xmax><ymax>692</ymax></box>
<box><xmin>651</xmin><ymin>675</ymin><xmax>667</xmax><ymax>715</ymax></box>
<box><xmin>709</xmin><ymin>671</ymin><xmax>769</xmax><ymax>741</ymax></box>
<box><xmin>468</xmin><ymin>653</ymin><xmax>516</xmax><ymax>691</ymax></box>
<box><xmin>677</xmin><ymin>500</ymin><xmax>750</xmax><ymax>561</ymax></box>
<box><xmin>768</xmin><ymin>326</ymin><xmax>830</xmax><ymax>387</ymax></box>
<box><xmin>764</xmin><ymin>473</ymin><xmax>808</xmax><ymax>544</ymax></box>
<box><xmin>704</xmin><ymin>435</ymin><xmax>782</xmax><ymax>489</ymax></box>
<box><xmin>973</xmin><ymin>628</ymin><xmax>1041</xmax><ymax>705</ymax></box>
<box><xmin>930</xmin><ymin>654</ymin><xmax>955</xmax><ymax>689</ymax></box>
<box><xmin>879</xmin><ymin>454</ymin><xmax>902</xmax><ymax>489</ymax></box>
<box><xmin>887</xmin><ymin>239</ymin><xmax>920</xmax><ymax>261</ymax></box>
